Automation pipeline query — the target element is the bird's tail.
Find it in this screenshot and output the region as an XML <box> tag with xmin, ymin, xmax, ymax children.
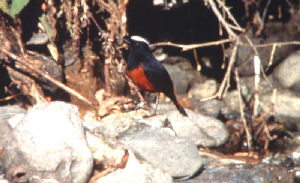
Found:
<box><xmin>169</xmin><ymin>91</ymin><xmax>188</xmax><ymax>117</ymax></box>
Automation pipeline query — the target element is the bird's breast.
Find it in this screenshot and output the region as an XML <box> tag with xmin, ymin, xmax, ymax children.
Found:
<box><xmin>127</xmin><ymin>64</ymin><xmax>156</xmax><ymax>92</ymax></box>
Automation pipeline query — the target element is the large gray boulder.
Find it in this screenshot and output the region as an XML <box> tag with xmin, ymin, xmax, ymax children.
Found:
<box><xmin>0</xmin><ymin>102</ymin><xmax>93</xmax><ymax>183</ymax></box>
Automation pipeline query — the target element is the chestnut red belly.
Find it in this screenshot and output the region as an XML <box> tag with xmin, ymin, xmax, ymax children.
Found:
<box><xmin>127</xmin><ymin>64</ymin><xmax>156</xmax><ymax>92</ymax></box>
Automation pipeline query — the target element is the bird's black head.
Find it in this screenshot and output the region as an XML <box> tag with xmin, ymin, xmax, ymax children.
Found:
<box><xmin>123</xmin><ymin>35</ymin><xmax>151</xmax><ymax>57</ymax></box>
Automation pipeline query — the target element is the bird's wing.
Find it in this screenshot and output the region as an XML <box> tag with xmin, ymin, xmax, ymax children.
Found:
<box><xmin>141</xmin><ymin>59</ymin><xmax>174</xmax><ymax>95</ymax></box>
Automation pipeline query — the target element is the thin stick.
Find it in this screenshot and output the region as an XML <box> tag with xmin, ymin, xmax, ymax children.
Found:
<box><xmin>242</xmin><ymin>40</ymin><xmax>300</xmax><ymax>48</ymax></box>
<box><xmin>201</xmin><ymin>42</ymin><xmax>238</xmax><ymax>102</ymax></box>
<box><xmin>217</xmin><ymin>43</ymin><xmax>238</xmax><ymax>98</ymax></box>
<box><xmin>262</xmin><ymin>0</ymin><xmax>271</xmax><ymax>22</ymax></box>
<box><xmin>151</xmin><ymin>38</ymin><xmax>234</xmax><ymax>51</ymax></box>
<box><xmin>89</xmin><ymin>12</ymin><xmax>106</xmax><ymax>36</ymax></box>
<box><xmin>207</xmin><ymin>0</ymin><xmax>237</xmax><ymax>38</ymax></box>
<box><xmin>215</xmin><ymin>0</ymin><xmax>244</xmax><ymax>30</ymax></box>
<box><xmin>244</xmin><ymin>35</ymin><xmax>259</xmax><ymax>56</ymax></box>
<box><xmin>234</xmin><ymin>66</ymin><xmax>252</xmax><ymax>151</ymax></box>
<box><xmin>265</xmin><ymin>43</ymin><xmax>277</xmax><ymax>72</ymax></box>
<box><xmin>0</xmin><ymin>48</ymin><xmax>97</xmax><ymax>109</ymax></box>
<box><xmin>151</xmin><ymin>40</ymin><xmax>300</xmax><ymax>53</ymax></box>
<box><xmin>193</xmin><ymin>49</ymin><xmax>201</xmax><ymax>71</ymax></box>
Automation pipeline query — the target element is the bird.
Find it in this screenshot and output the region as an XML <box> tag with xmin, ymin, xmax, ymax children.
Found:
<box><xmin>123</xmin><ymin>35</ymin><xmax>188</xmax><ymax>117</ymax></box>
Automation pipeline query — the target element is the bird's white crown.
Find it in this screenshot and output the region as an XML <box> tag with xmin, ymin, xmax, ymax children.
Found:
<box><xmin>130</xmin><ymin>35</ymin><xmax>149</xmax><ymax>45</ymax></box>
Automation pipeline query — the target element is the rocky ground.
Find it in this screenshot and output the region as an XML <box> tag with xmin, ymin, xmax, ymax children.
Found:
<box><xmin>1</xmin><ymin>1</ymin><xmax>300</xmax><ymax>183</ymax></box>
<box><xmin>1</xmin><ymin>48</ymin><xmax>300</xmax><ymax>182</ymax></box>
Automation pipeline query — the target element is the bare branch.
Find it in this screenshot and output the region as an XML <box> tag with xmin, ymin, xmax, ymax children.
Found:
<box><xmin>0</xmin><ymin>48</ymin><xmax>98</xmax><ymax>109</ymax></box>
<box><xmin>234</xmin><ymin>66</ymin><xmax>252</xmax><ymax>151</ymax></box>
<box><xmin>215</xmin><ymin>0</ymin><xmax>244</xmax><ymax>30</ymax></box>
<box><xmin>201</xmin><ymin>42</ymin><xmax>238</xmax><ymax>101</ymax></box>
<box><xmin>265</xmin><ymin>43</ymin><xmax>277</xmax><ymax>72</ymax></box>
<box><xmin>241</xmin><ymin>40</ymin><xmax>300</xmax><ymax>48</ymax></box>
<box><xmin>207</xmin><ymin>0</ymin><xmax>238</xmax><ymax>38</ymax></box>
<box><xmin>151</xmin><ymin>38</ymin><xmax>234</xmax><ymax>51</ymax></box>
<box><xmin>217</xmin><ymin>42</ymin><xmax>237</xmax><ymax>98</ymax></box>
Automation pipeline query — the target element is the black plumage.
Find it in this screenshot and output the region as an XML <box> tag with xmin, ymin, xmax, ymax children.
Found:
<box><xmin>124</xmin><ymin>36</ymin><xmax>188</xmax><ymax>116</ymax></box>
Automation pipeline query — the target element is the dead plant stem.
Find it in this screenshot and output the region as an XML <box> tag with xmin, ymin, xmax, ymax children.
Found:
<box><xmin>151</xmin><ymin>38</ymin><xmax>234</xmax><ymax>51</ymax></box>
<box><xmin>0</xmin><ymin>48</ymin><xmax>97</xmax><ymax>109</ymax></box>
<box><xmin>234</xmin><ymin>66</ymin><xmax>252</xmax><ymax>151</ymax></box>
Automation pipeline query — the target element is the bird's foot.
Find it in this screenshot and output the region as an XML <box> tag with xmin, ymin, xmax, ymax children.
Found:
<box><xmin>134</xmin><ymin>101</ymin><xmax>145</xmax><ymax>110</ymax></box>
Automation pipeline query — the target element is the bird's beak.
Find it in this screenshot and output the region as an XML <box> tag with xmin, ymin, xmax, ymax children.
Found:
<box><xmin>123</xmin><ymin>36</ymin><xmax>131</xmax><ymax>45</ymax></box>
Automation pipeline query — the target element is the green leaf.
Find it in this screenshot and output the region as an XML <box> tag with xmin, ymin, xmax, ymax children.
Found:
<box><xmin>0</xmin><ymin>0</ymin><xmax>29</xmax><ymax>18</ymax></box>
<box><xmin>39</xmin><ymin>14</ymin><xmax>55</xmax><ymax>40</ymax></box>
<box><xmin>0</xmin><ymin>0</ymin><xmax>13</xmax><ymax>17</ymax></box>
<box><xmin>11</xmin><ymin>0</ymin><xmax>29</xmax><ymax>16</ymax></box>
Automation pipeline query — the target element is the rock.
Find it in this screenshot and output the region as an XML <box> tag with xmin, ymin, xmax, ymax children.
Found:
<box><xmin>288</xmin><ymin>135</ymin><xmax>300</xmax><ymax>181</ymax></box>
<box><xmin>273</xmin><ymin>50</ymin><xmax>300</xmax><ymax>91</ymax></box>
<box><xmin>260</xmin><ymin>90</ymin><xmax>300</xmax><ymax>124</ymax></box>
<box><xmin>239</xmin><ymin>76</ymin><xmax>275</xmax><ymax>95</ymax></box>
<box><xmin>95</xmin><ymin>150</ymin><xmax>173</xmax><ymax>183</ymax></box>
<box><xmin>0</xmin><ymin>102</ymin><xmax>93</xmax><ymax>183</ymax></box>
<box><xmin>90</xmin><ymin>105</ymin><xmax>229</xmax><ymax>148</ymax></box>
<box><xmin>32</xmin><ymin>54</ymin><xmax>63</xmax><ymax>93</ymax></box>
<box><xmin>85</xmin><ymin>131</ymin><xmax>127</xmax><ymax>169</ymax></box>
<box><xmin>85</xmin><ymin>109</ymin><xmax>167</xmax><ymax>138</ymax></box>
<box><xmin>0</xmin><ymin>105</ymin><xmax>26</xmax><ymax>121</ymax></box>
<box><xmin>223</xmin><ymin>90</ymin><xmax>244</xmax><ymax>119</ymax></box>
<box><xmin>167</xmin><ymin>110</ymin><xmax>229</xmax><ymax>147</ymax></box>
<box><xmin>222</xmin><ymin>76</ymin><xmax>275</xmax><ymax>120</ymax></box>
<box><xmin>92</xmin><ymin>113</ymin><xmax>136</xmax><ymax>138</ymax></box>
<box><xmin>184</xmin><ymin>164</ymin><xmax>294</xmax><ymax>183</ymax></box>
<box><xmin>229</xmin><ymin>19</ymin><xmax>299</xmax><ymax>77</ymax></box>
<box><xmin>163</xmin><ymin>64</ymin><xmax>191</xmax><ymax>94</ymax></box>
<box><xmin>118</xmin><ymin>124</ymin><xmax>205</xmax><ymax>179</ymax></box>
<box><xmin>290</xmin><ymin>134</ymin><xmax>300</xmax><ymax>163</ymax></box>
<box><xmin>193</xmin><ymin>99</ymin><xmax>224</xmax><ymax>118</ymax></box>
<box><xmin>188</xmin><ymin>79</ymin><xmax>218</xmax><ymax>99</ymax></box>
<box><xmin>148</xmin><ymin>103</ymin><xmax>229</xmax><ymax>147</ymax></box>
<box><xmin>162</xmin><ymin>57</ymin><xmax>202</xmax><ymax>94</ymax></box>
<box><xmin>224</xmin><ymin>80</ymin><xmax>300</xmax><ymax>125</ymax></box>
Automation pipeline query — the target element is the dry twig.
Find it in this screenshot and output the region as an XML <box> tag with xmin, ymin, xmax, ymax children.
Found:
<box><xmin>241</xmin><ymin>40</ymin><xmax>300</xmax><ymax>48</ymax></box>
<box><xmin>206</xmin><ymin>0</ymin><xmax>240</xmax><ymax>38</ymax></box>
<box><xmin>0</xmin><ymin>48</ymin><xmax>97</xmax><ymax>109</ymax></box>
<box><xmin>215</xmin><ymin>0</ymin><xmax>244</xmax><ymax>31</ymax></box>
<box><xmin>200</xmin><ymin>43</ymin><xmax>238</xmax><ymax>102</ymax></box>
<box><xmin>265</xmin><ymin>43</ymin><xmax>277</xmax><ymax>72</ymax></box>
<box><xmin>234</xmin><ymin>66</ymin><xmax>252</xmax><ymax>151</ymax></box>
<box><xmin>151</xmin><ymin>38</ymin><xmax>234</xmax><ymax>51</ymax></box>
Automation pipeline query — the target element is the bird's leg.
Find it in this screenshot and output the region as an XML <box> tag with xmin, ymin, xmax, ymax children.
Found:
<box><xmin>154</xmin><ymin>92</ymin><xmax>159</xmax><ymax>115</ymax></box>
